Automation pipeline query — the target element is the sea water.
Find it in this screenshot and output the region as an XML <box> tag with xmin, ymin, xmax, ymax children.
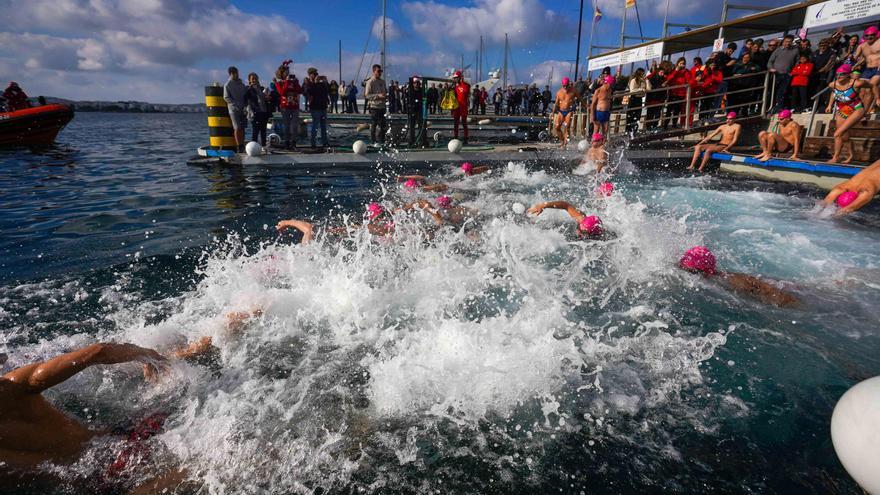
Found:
<box><xmin>1</xmin><ymin>113</ymin><xmax>879</xmax><ymax>493</ymax></box>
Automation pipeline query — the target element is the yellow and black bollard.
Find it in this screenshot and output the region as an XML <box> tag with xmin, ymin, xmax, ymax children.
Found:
<box><xmin>205</xmin><ymin>85</ymin><xmax>237</xmax><ymax>152</ymax></box>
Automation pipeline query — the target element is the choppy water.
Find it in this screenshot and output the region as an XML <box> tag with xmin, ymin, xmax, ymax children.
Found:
<box><xmin>1</xmin><ymin>113</ymin><xmax>879</xmax><ymax>493</ymax></box>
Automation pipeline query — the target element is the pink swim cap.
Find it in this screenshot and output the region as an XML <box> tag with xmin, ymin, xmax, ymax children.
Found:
<box><xmin>679</xmin><ymin>246</ymin><xmax>717</xmax><ymax>275</ymax></box>
<box><xmin>726</xmin><ymin>111</ymin><xmax>737</xmax><ymax>119</ymax></box>
<box><xmin>836</xmin><ymin>190</ymin><xmax>858</xmax><ymax>208</ymax></box>
<box><xmin>778</xmin><ymin>109</ymin><xmax>792</xmax><ymax>119</ymax></box>
<box><xmin>592</xmin><ymin>132</ymin><xmax>604</xmax><ymax>142</ymax></box>
<box><xmin>597</xmin><ymin>182</ymin><xmax>614</xmax><ymax>196</ymax></box>
<box><xmin>604</xmin><ymin>75</ymin><xmax>615</xmax><ymax>85</ymax></box>
<box><xmin>836</xmin><ymin>64</ymin><xmax>853</xmax><ymax>74</ymax></box>
<box><xmin>367</xmin><ymin>202</ymin><xmax>384</xmax><ymax>220</ymax></box>
<box><xmin>865</xmin><ymin>26</ymin><xmax>879</xmax><ymax>36</ymax></box>
<box><xmin>578</xmin><ymin>215</ymin><xmax>604</xmax><ymax>237</ymax></box>
<box><xmin>562</xmin><ymin>77</ymin><xmax>570</xmax><ymax>86</ymax></box>
<box><xmin>404</xmin><ymin>179</ymin><xmax>418</xmax><ymax>189</ymax></box>
<box><xmin>436</xmin><ymin>195</ymin><xmax>452</xmax><ymax>209</ymax></box>
<box><xmin>461</xmin><ymin>162</ymin><xmax>474</xmax><ymax>174</ymax></box>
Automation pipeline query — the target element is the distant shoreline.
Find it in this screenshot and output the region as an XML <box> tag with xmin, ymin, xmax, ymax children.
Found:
<box><xmin>31</xmin><ymin>97</ymin><xmax>205</xmax><ymax>113</ymax></box>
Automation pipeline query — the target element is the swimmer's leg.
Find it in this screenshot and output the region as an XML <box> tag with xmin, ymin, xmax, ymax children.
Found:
<box><xmin>699</xmin><ymin>144</ymin><xmax>723</xmax><ymax>172</ymax></box>
<box><xmin>688</xmin><ymin>144</ymin><xmax>703</xmax><ymax>170</ymax></box>
<box><xmin>755</xmin><ymin>131</ymin><xmax>769</xmax><ymax>160</ymax></box>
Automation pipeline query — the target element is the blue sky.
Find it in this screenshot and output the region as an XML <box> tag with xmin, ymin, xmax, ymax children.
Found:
<box><xmin>0</xmin><ymin>0</ymin><xmax>792</xmax><ymax>103</ymax></box>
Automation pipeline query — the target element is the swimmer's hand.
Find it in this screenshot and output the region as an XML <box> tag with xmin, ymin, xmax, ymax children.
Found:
<box><xmin>526</xmin><ymin>204</ymin><xmax>545</xmax><ymax>215</ymax></box>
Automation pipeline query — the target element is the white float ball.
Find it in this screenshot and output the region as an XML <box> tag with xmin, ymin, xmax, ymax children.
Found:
<box><xmin>448</xmin><ymin>139</ymin><xmax>463</xmax><ymax>153</ymax></box>
<box><xmin>512</xmin><ymin>202</ymin><xmax>526</xmax><ymax>215</ymax></box>
<box><xmin>478</xmin><ymin>119</ymin><xmax>492</xmax><ymax>125</ymax></box>
<box><xmin>245</xmin><ymin>141</ymin><xmax>260</xmax><ymax>157</ymax></box>
<box><xmin>831</xmin><ymin>375</ymin><xmax>880</xmax><ymax>494</ymax></box>
<box><xmin>577</xmin><ymin>139</ymin><xmax>589</xmax><ymax>152</ymax></box>
<box><xmin>352</xmin><ymin>140</ymin><xmax>367</xmax><ymax>155</ymax></box>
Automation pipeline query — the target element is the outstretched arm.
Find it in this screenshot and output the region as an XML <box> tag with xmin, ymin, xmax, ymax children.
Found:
<box><xmin>470</xmin><ymin>166</ymin><xmax>491</xmax><ymax>176</ymax></box>
<box><xmin>397</xmin><ymin>175</ymin><xmax>426</xmax><ymax>182</ymax></box>
<box><xmin>3</xmin><ymin>343</ymin><xmax>165</xmax><ymax>393</ymax></box>
<box><xmin>836</xmin><ymin>189</ymin><xmax>875</xmax><ymax>215</ymax></box>
<box><xmin>698</xmin><ymin>127</ymin><xmax>722</xmax><ymax>146</ymax></box>
<box><xmin>396</xmin><ymin>200</ymin><xmax>444</xmax><ymax>225</ymax></box>
<box><xmin>527</xmin><ymin>201</ymin><xmax>585</xmax><ymax>222</ymax></box>
<box><xmin>276</xmin><ymin>219</ymin><xmax>314</xmax><ymax>244</ymax></box>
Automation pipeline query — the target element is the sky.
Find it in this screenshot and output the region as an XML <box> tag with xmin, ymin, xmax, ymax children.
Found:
<box><xmin>0</xmin><ymin>0</ymin><xmax>794</xmax><ymax>104</ymax></box>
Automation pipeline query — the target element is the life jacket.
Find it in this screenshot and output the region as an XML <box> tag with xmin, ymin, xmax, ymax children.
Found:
<box><xmin>440</xmin><ymin>87</ymin><xmax>458</xmax><ymax>111</ymax></box>
<box><xmin>454</xmin><ymin>82</ymin><xmax>471</xmax><ymax>109</ymax></box>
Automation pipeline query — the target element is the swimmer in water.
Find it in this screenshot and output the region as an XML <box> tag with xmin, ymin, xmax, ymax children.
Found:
<box><xmin>460</xmin><ymin>162</ymin><xmax>490</xmax><ymax>177</ymax></box>
<box><xmin>688</xmin><ymin>112</ymin><xmax>741</xmax><ymax>172</ymax></box>
<box><xmin>397</xmin><ymin>175</ymin><xmax>449</xmax><ymax>192</ymax></box>
<box><xmin>526</xmin><ymin>201</ymin><xmax>605</xmax><ymax>238</ymax></box>
<box><xmin>678</xmin><ymin>246</ymin><xmax>798</xmax><ymax>307</ymax></box>
<box><xmin>400</xmin><ymin>195</ymin><xmax>478</xmax><ymax>227</ymax></box>
<box><xmin>552</xmin><ymin>77</ymin><xmax>576</xmax><ymax>150</ymax></box>
<box><xmin>822</xmin><ymin>158</ymin><xmax>880</xmax><ymax>214</ymax></box>
<box><xmin>583</xmin><ymin>132</ymin><xmax>608</xmax><ymax>173</ymax></box>
<box><xmin>0</xmin><ymin>344</ymin><xmax>187</xmax><ymax>492</ymax></box>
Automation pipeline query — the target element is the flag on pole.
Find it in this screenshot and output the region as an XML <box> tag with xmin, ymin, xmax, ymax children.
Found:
<box><xmin>625</xmin><ymin>0</ymin><xmax>635</xmax><ymax>8</ymax></box>
<box><xmin>594</xmin><ymin>6</ymin><xmax>603</xmax><ymax>21</ymax></box>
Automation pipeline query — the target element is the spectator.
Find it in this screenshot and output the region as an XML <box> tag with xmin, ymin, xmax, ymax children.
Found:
<box><xmin>303</xmin><ymin>68</ymin><xmax>330</xmax><ymax>148</ymax></box>
<box><xmin>646</xmin><ymin>62</ymin><xmax>668</xmax><ymax>130</ymax></box>
<box><xmin>364</xmin><ymin>65</ymin><xmax>388</xmax><ymax>145</ymax></box>
<box><xmin>790</xmin><ymin>54</ymin><xmax>814</xmax><ymax>112</ymax></box>
<box><xmin>329</xmin><ymin>80</ymin><xmax>339</xmax><ymax>114</ymax></box>
<box><xmin>740</xmin><ymin>39</ymin><xmax>754</xmax><ymax>59</ymax></box>
<box><xmin>626</xmin><ymin>67</ymin><xmax>650</xmax><ymax>133</ymax></box>
<box><xmin>223</xmin><ymin>66</ymin><xmax>248</xmax><ymax>153</ymax></box>
<box><xmin>275</xmin><ymin>61</ymin><xmax>302</xmax><ymax>149</ymax></box>
<box><xmin>245</xmin><ymin>72</ymin><xmax>271</xmax><ymax>147</ymax></box>
<box><xmin>729</xmin><ymin>51</ymin><xmax>761</xmax><ymax>117</ymax></box>
<box><xmin>751</xmin><ymin>39</ymin><xmax>769</xmax><ymax>69</ymax></box>
<box><xmin>388</xmin><ymin>81</ymin><xmax>399</xmax><ymax>114</ymax></box>
<box><xmin>542</xmin><ymin>85</ymin><xmax>552</xmax><ymax>115</ymax></box>
<box><xmin>427</xmin><ymin>83</ymin><xmax>439</xmax><ymax>114</ymax></box>
<box><xmin>505</xmin><ymin>86</ymin><xmax>516</xmax><ymax>115</ymax></box>
<box><xmin>839</xmin><ymin>34</ymin><xmax>860</xmax><ymax>67</ymax></box>
<box><xmin>2</xmin><ymin>82</ymin><xmax>30</xmax><ymax>111</ymax></box>
<box><xmin>451</xmin><ymin>70</ymin><xmax>471</xmax><ymax>143</ymax></box>
<box><xmin>493</xmin><ymin>88</ymin><xmax>503</xmax><ymax>115</ymax></box>
<box><xmin>664</xmin><ymin>57</ymin><xmax>692</xmax><ymax>128</ymax></box>
<box><xmin>767</xmin><ymin>34</ymin><xmax>799</xmax><ymax>112</ymax></box>
<box><xmin>812</xmin><ymin>38</ymin><xmax>838</xmax><ymax>108</ymax></box>
<box><xmin>479</xmin><ymin>86</ymin><xmax>488</xmax><ymax>115</ymax></box>
<box><xmin>690</xmin><ymin>57</ymin><xmax>704</xmax><ymax>80</ymax></box>
<box><xmin>712</xmin><ymin>43</ymin><xmax>738</xmax><ymax>112</ymax></box>
<box><xmin>700</xmin><ymin>60</ymin><xmax>723</xmax><ymax>121</ymax></box>
<box><xmin>347</xmin><ymin>80</ymin><xmax>359</xmax><ymax>114</ymax></box>
<box><xmin>471</xmin><ymin>86</ymin><xmax>480</xmax><ymax>113</ymax></box>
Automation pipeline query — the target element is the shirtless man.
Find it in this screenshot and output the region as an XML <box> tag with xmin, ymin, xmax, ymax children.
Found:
<box><xmin>754</xmin><ymin>109</ymin><xmax>801</xmax><ymax>162</ymax></box>
<box><xmin>678</xmin><ymin>246</ymin><xmax>798</xmax><ymax>307</ymax></box>
<box><xmin>0</xmin><ymin>343</ymin><xmax>176</xmax><ymax>489</ymax></box>
<box><xmin>688</xmin><ymin>112</ymin><xmax>741</xmax><ymax>172</ymax></box>
<box><xmin>552</xmin><ymin>77</ymin><xmax>577</xmax><ymax>149</ymax></box>
<box><xmin>854</xmin><ymin>25</ymin><xmax>880</xmax><ymax>112</ymax></box>
<box><xmin>582</xmin><ymin>132</ymin><xmax>608</xmax><ymax>173</ymax></box>
<box><xmin>822</xmin><ymin>158</ymin><xmax>880</xmax><ymax>215</ymax></box>
<box><xmin>591</xmin><ymin>75</ymin><xmax>614</xmax><ymax>137</ymax></box>
<box><xmin>526</xmin><ymin>200</ymin><xmax>605</xmax><ymax>239</ymax></box>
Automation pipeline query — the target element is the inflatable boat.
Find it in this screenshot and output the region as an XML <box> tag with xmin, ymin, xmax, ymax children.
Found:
<box><xmin>0</xmin><ymin>104</ymin><xmax>74</xmax><ymax>146</ymax></box>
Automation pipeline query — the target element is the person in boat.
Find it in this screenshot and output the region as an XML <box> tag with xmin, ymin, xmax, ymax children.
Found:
<box><xmin>552</xmin><ymin>77</ymin><xmax>577</xmax><ymax>150</ymax></box>
<box><xmin>822</xmin><ymin>158</ymin><xmax>880</xmax><ymax>215</ymax></box>
<box><xmin>0</xmin><ymin>343</ymin><xmax>187</xmax><ymax>492</ymax></box>
<box><xmin>2</xmin><ymin>82</ymin><xmax>31</xmax><ymax>112</ymax></box>
<box><xmin>825</xmin><ymin>64</ymin><xmax>871</xmax><ymax>164</ymax></box>
<box><xmin>525</xmin><ymin>201</ymin><xmax>606</xmax><ymax>239</ymax></box>
<box><xmin>688</xmin><ymin>112</ymin><xmax>742</xmax><ymax>172</ymax></box>
<box><xmin>753</xmin><ymin>109</ymin><xmax>801</xmax><ymax>162</ymax></box>
<box><xmin>678</xmin><ymin>246</ymin><xmax>798</xmax><ymax>307</ymax></box>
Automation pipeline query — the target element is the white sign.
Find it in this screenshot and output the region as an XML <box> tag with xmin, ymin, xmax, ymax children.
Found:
<box><xmin>713</xmin><ymin>38</ymin><xmax>725</xmax><ymax>52</ymax></box>
<box><xmin>588</xmin><ymin>41</ymin><xmax>665</xmax><ymax>72</ymax></box>
<box><xmin>803</xmin><ymin>0</ymin><xmax>880</xmax><ymax>29</ymax></box>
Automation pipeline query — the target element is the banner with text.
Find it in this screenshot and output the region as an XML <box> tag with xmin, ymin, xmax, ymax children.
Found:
<box><xmin>588</xmin><ymin>41</ymin><xmax>665</xmax><ymax>72</ymax></box>
<box><xmin>803</xmin><ymin>0</ymin><xmax>880</xmax><ymax>29</ymax></box>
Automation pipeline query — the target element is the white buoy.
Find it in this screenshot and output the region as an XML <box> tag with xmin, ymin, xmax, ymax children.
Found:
<box><xmin>245</xmin><ymin>141</ymin><xmax>261</xmax><ymax>157</ymax></box>
<box><xmin>267</xmin><ymin>133</ymin><xmax>281</xmax><ymax>147</ymax></box>
<box><xmin>433</xmin><ymin>131</ymin><xmax>443</xmax><ymax>142</ymax></box>
<box><xmin>512</xmin><ymin>202</ymin><xmax>526</xmax><ymax>214</ymax></box>
<box><xmin>478</xmin><ymin>119</ymin><xmax>492</xmax><ymax>125</ymax></box>
<box><xmin>832</xmin><ymin>376</ymin><xmax>880</xmax><ymax>494</ymax></box>
<box><xmin>577</xmin><ymin>139</ymin><xmax>589</xmax><ymax>152</ymax></box>
<box><xmin>448</xmin><ymin>139</ymin><xmax>463</xmax><ymax>153</ymax></box>
<box><xmin>352</xmin><ymin>140</ymin><xmax>367</xmax><ymax>155</ymax></box>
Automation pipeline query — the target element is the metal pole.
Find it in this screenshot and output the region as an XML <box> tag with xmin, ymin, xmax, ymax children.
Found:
<box><xmin>685</xmin><ymin>84</ymin><xmax>692</xmax><ymax>130</ymax></box>
<box><xmin>503</xmin><ymin>33</ymin><xmax>509</xmax><ymax>89</ymax></box>
<box><xmin>633</xmin><ymin>0</ymin><xmax>649</xmax><ymax>70</ymax></box>
<box><xmin>480</xmin><ymin>36</ymin><xmax>484</xmax><ymax>81</ymax></box>
<box><xmin>761</xmin><ymin>72</ymin><xmax>771</xmax><ymax>117</ymax></box>
<box><xmin>719</xmin><ymin>0</ymin><xmax>728</xmax><ymax>42</ymax></box>
<box><xmin>662</xmin><ymin>0</ymin><xmax>671</xmax><ymax>38</ymax></box>
<box><xmin>585</xmin><ymin>1</ymin><xmax>597</xmax><ymax>80</ymax></box>
<box><xmin>574</xmin><ymin>0</ymin><xmax>584</xmax><ymax>81</ymax></box>
<box><xmin>338</xmin><ymin>40</ymin><xmax>343</xmax><ymax>85</ymax></box>
<box><xmin>381</xmin><ymin>0</ymin><xmax>387</xmax><ymax>75</ymax></box>
<box><xmin>619</xmin><ymin>3</ymin><xmax>627</xmax><ymax>49</ymax></box>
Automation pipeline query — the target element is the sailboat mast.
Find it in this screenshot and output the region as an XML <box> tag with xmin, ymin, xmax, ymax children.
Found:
<box><xmin>502</xmin><ymin>33</ymin><xmax>508</xmax><ymax>89</ymax></box>
<box><xmin>381</xmin><ymin>0</ymin><xmax>387</xmax><ymax>75</ymax></box>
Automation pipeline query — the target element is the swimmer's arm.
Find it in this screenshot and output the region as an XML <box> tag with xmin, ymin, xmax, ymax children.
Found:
<box><xmin>422</xmin><ymin>183</ymin><xmax>448</xmax><ymax>192</ymax></box>
<box><xmin>471</xmin><ymin>166</ymin><xmax>490</xmax><ymax>175</ymax></box>
<box><xmin>721</xmin><ymin>273</ymin><xmax>798</xmax><ymax>307</ymax></box>
<box><xmin>825</xmin><ymin>84</ymin><xmax>835</xmax><ymax>113</ymax></box>
<box><xmin>836</xmin><ymin>190</ymin><xmax>875</xmax><ymax>215</ymax></box>
<box><xmin>397</xmin><ymin>200</ymin><xmax>443</xmax><ymax>224</ymax></box>
<box><xmin>698</xmin><ymin>127</ymin><xmax>722</xmax><ymax>145</ymax></box>
<box><xmin>790</xmin><ymin>125</ymin><xmax>801</xmax><ymax>159</ymax></box>
<box><xmin>527</xmin><ymin>201</ymin><xmax>584</xmax><ymax>221</ymax></box>
<box><xmin>2</xmin><ymin>343</ymin><xmax>166</xmax><ymax>393</ymax></box>
<box><xmin>276</xmin><ymin>219</ymin><xmax>314</xmax><ymax>244</ymax></box>
<box><xmin>397</xmin><ymin>175</ymin><xmax>426</xmax><ymax>182</ymax></box>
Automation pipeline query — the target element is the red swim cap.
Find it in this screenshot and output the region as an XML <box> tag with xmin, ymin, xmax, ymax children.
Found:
<box><xmin>679</xmin><ymin>246</ymin><xmax>717</xmax><ymax>275</ymax></box>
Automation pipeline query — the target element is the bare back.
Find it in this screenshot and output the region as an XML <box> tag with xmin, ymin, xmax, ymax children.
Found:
<box><xmin>595</xmin><ymin>86</ymin><xmax>612</xmax><ymax>111</ymax></box>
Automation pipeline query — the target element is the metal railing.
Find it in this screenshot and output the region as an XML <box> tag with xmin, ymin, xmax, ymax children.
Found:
<box><xmin>806</xmin><ymin>86</ymin><xmax>832</xmax><ymax>138</ymax></box>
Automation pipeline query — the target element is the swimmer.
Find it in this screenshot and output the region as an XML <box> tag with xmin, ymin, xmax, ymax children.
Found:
<box><xmin>678</xmin><ymin>246</ymin><xmax>798</xmax><ymax>307</ymax></box>
<box><xmin>688</xmin><ymin>112</ymin><xmax>742</xmax><ymax>172</ymax></box>
<box><xmin>591</xmin><ymin>75</ymin><xmax>614</xmax><ymax>137</ymax></box>
<box><xmin>276</xmin><ymin>201</ymin><xmax>402</xmax><ymax>244</ymax></box>
<box><xmin>0</xmin><ymin>344</ymin><xmax>186</xmax><ymax>491</ymax></box>
<box><xmin>754</xmin><ymin>109</ymin><xmax>801</xmax><ymax>162</ymax></box>
<box><xmin>397</xmin><ymin>175</ymin><xmax>449</xmax><ymax>192</ymax></box>
<box><xmin>583</xmin><ymin>132</ymin><xmax>608</xmax><ymax>173</ymax></box>
<box><xmin>853</xmin><ymin>25</ymin><xmax>880</xmax><ymax>112</ymax></box>
<box><xmin>552</xmin><ymin>77</ymin><xmax>577</xmax><ymax>149</ymax></box>
<box><xmin>822</xmin><ymin>158</ymin><xmax>880</xmax><ymax>214</ymax></box>
<box><xmin>526</xmin><ymin>201</ymin><xmax>605</xmax><ymax>238</ymax></box>
<box><xmin>461</xmin><ymin>162</ymin><xmax>490</xmax><ymax>177</ymax></box>
<box><xmin>825</xmin><ymin>64</ymin><xmax>870</xmax><ymax>164</ymax></box>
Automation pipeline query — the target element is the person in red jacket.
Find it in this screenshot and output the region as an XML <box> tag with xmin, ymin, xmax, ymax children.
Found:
<box><xmin>275</xmin><ymin>60</ymin><xmax>302</xmax><ymax>149</ymax></box>
<box><xmin>790</xmin><ymin>54</ymin><xmax>814</xmax><ymax>112</ymax></box>
<box><xmin>664</xmin><ymin>57</ymin><xmax>692</xmax><ymax>128</ymax></box>
<box><xmin>451</xmin><ymin>70</ymin><xmax>471</xmax><ymax>143</ymax></box>
<box><xmin>698</xmin><ymin>60</ymin><xmax>723</xmax><ymax>122</ymax></box>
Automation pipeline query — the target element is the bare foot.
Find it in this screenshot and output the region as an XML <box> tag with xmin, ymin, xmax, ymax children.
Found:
<box><xmin>842</xmin><ymin>155</ymin><xmax>853</xmax><ymax>164</ymax></box>
<box><xmin>753</xmin><ymin>153</ymin><xmax>767</xmax><ymax>161</ymax></box>
<box><xmin>829</xmin><ymin>155</ymin><xmax>840</xmax><ymax>164</ymax></box>
<box><xmin>686</xmin><ymin>166</ymin><xmax>695</xmax><ymax>171</ymax></box>
<box><xmin>758</xmin><ymin>155</ymin><xmax>772</xmax><ymax>162</ymax></box>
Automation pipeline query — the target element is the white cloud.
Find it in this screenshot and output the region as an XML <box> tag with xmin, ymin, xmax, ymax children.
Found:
<box><xmin>402</xmin><ymin>0</ymin><xmax>575</xmax><ymax>50</ymax></box>
<box><xmin>371</xmin><ymin>17</ymin><xmax>405</xmax><ymax>41</ymax></box>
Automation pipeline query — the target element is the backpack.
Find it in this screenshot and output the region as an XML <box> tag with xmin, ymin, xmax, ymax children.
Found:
<box><xmin>440</xmin><ymin>88</ymin><xmax>458</xmax><ymax>111</ymax></box>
